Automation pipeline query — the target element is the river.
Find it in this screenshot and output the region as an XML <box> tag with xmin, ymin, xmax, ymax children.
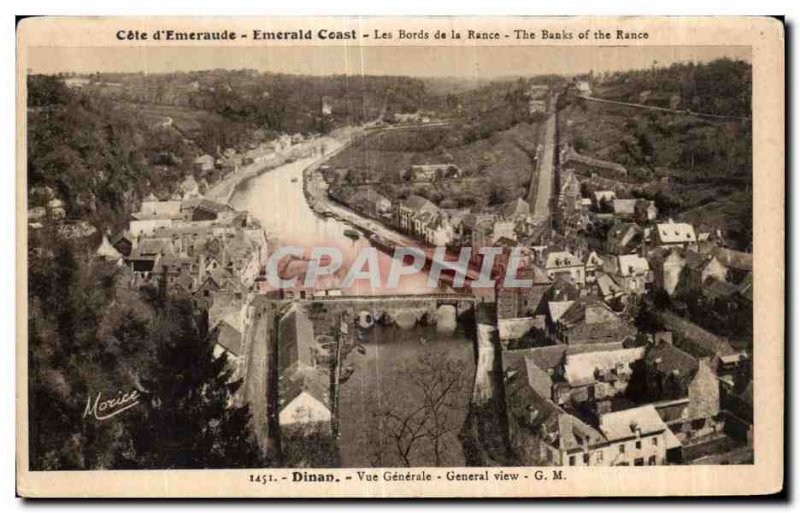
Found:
<box><xmin>228</xmin><ymin>140</ymin><xmax>437</xmax><ymax>295</ymax></box>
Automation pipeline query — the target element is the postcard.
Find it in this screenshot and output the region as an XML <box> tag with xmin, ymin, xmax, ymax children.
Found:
<box><xmin>16</xmin><ymin>16</ymin><xmax>784</xmax><ymax>497</ymax></box>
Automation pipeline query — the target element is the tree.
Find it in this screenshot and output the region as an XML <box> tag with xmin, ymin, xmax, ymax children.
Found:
<box><xmin>369</xmin><ymin>348</ymin><xmax>467</xmax><ymax>467</ymax></box>
<box><xmin>124</xmin><ymin>301</ymin><xmax>264</xmax><ymax>469</ymax></box>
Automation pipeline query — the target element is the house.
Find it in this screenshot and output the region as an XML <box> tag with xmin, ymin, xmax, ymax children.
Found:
<box><xmin>496</xmin><ymin>264</ymin><xmax>552</xmax><ymax>320</ymax></box>
<box><xmin>503</xmin><ymin>350</ymin><xmax>607</xmax><ymax>466</ymax></box>
<box><xmin>647</xmin><ymin>247</ymin><xmax>685</xmax><ymax>296</ymax></box>
<box><xmin>609</xmin><ymin>254</ymin><xmax>651</xmax><ymax>295</ymax></box>
<box><xmin>278</xmin><ymin>368</ymin><xmax>332</xmax><ymax>427</ymax></box>
<box><xmin>456</xmin><ymin>213</ymin><xmax>495</xmax><ymax>245</ymax></box>
<box><xmin>425</xmin><ymin>214</ymin><xmax>457</xmax><ymax>247</ymax></box>
<box><xmin>394</xmin><ymin>195</ymin><xmax>439</xmax><ymax>234</ymax></box>
<box><xmin>575</xmin><ymin>80</ymin><xmax>592</xmax><ymax>95</ymax></box>
<box><xmin>95</xmin><ymin>235</ymin><xmax>123</xmax><ymax>264</ymax></box>
<box><xmin>549</xmin><ymin>296</ymin><xmax>637</xmax><ymax>349</ymax></box>
<box><xmin>276</xmin><ymin>256</ymin><xmax>345</xmax><ymax>300</ymax></box>
<box><xmin>737</xmin><ymin>272</ymin><xmax>753</xmax><ymax>304</ymax></box>
<box><xmin>404</xmin><ymin>164</ymin><xmax>460</xmax><ymax>182</ymax></box>
<box><xmin>583</xmin><ymin>251</ymin><xmax>604</xmax><ymax>283</ymax></box>
<box><xmin>349</xmin><ymin>187</ymin><xmax>392</xmax><ymax>218</ymax></box>
<box><xmin>711</xmin><ymin>247</ymin><xmax>753</xmax><ymax>282</ymax></box>
<box><xmin>110</xmin><ymin>231</ymin><xmax>134</xmax><ymax>258</ymax></box>
<box><xmin>129</xmin><ymin>195</ymin><xmax>183</xmax><ymax>236</ymax></box>
<box><xmin>502</xmin><ymin>350</ymin><xmax>680</xmax><ymax>467</ymax></box>
<box><xmin>652</xmin><ymin>220</ymin><xmax>697</xmax><ymax>250</ymax></box>
<box><xmin>612</xmin><ymin>199</ymin><xmax>638</xmax><ymax>220</ymax></box>
<box><xmin>595</xmin><ymin>272</ymin><xmax>626</xmax><ymax>306</ymax></box>
<box><xmin>682</xmin><ymin>250</ymin><xmax>728</xmax><ymax>291</ymax></box>
<box><xmin>180</xmin><ymin>174</ymin><xmax>201</xmax><ymax>199</ymax></box>
<box><xmin>277</xmin><ymin>304</ymin><xmax>331</xmax><ymax>429</ymax></box>
<box><xmin>596</xmin><ymin>405</ymin><xmax>681</xmax><ymax>466</ymax></box>
<box><xmin>193</xmin><ymin>154</ymin><xmax>215</xmax><ymax>173</ymax></box>
<box><xmin>703</xmin><ymin>278</ymin><xmax>740</xmax><ymax>301</ymax></box>
<box><xmin>211</xmin><ymin>318</ymin><xmax>245</xmax><ymax>379</ymax></box>
<box><xmin>545</xmin><ymin>251</ymin><xmax>585</xmax><ymax>286</ymax></box>
<box><xmin>605</xmin><ymin>222</ymin><xmax>643</xmax><ymax>255</ymax></box>
<box><xmin>642</xmin><ymin>337</ymin><xmax>722</xmax><ymax>442</ymax></box>
<box><xmin>560</xmin><ymin>346</ymin><xmax>646</xmax><ymax>406</ymax></box>
<box><xmin>592</xmin><ymin>190</ymin><xmax>617</xmax><ymax>210</ymax></box>
<box><xmin>558</xmin><ymin>171</ymin><xmax>582</xmax><ymax>213</ymax></box>
<box><xmin>634</xmin><ymin>199</ymin><xmax>658</xmax><ymax>224</ymax></box>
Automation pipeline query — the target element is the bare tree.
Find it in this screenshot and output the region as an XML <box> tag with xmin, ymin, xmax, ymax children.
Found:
<box><xmin>369</xmin><ymin>348</ymin><xmax>467</xmax><ymax>467</ymax></box>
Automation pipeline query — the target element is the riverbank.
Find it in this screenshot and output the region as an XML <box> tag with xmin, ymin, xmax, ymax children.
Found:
<box><xmin>206</xmin><ymin>127</ymin><xmax>358</xmax><ymax>206</ymax></box>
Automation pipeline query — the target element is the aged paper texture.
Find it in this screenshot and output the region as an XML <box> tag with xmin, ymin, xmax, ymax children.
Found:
<box><xmin>16</xmin><ymin>16</ymin><xmax>784</xmax><ymax>497</ymax></box>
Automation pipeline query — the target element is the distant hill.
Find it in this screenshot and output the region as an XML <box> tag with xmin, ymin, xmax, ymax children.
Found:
<box><xmin>591</xmin><ymin>58</ymin><xmax>752</xmax><ymax>118</ymax></box>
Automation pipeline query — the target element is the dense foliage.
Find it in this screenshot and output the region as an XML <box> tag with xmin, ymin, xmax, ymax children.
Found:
<box><xmin>28</xmin><ymin>232</ymin><xmax>263</xmax><ymax>470</ymax></box>
<box><xmin>27</xmin><ymin>75</ymin><xmax>196</xmax><ymax>232</ymax></box>
<box><xmin>594</xmin><ymin>58</ymin><xmax>752</xmax><ymax>118</ymax></box>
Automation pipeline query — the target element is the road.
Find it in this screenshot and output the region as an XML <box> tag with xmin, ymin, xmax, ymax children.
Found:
<box><xmin>527</xmin><ymin>98</ymin><xmax>558</xmax><ymax>223</ymax></box>
<box><xmin>580</xmin><ymin>94</ymin><xmax>751</xmax><ymax>122</ymax></box>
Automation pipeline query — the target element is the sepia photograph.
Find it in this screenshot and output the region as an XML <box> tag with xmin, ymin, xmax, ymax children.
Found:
<box><xmin>15</xmin><ymin>16</ymin><xmax>784</xmax><ymax>498</ymax></box>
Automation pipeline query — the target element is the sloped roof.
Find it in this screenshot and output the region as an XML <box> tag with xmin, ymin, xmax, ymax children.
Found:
<box><xmin>563</xmin><ymin>347</ymin><xmax>645</xmax><ymax>387</ymax></box>
<box><xmin>95</xmin><ymin>235</ymin><xmax>122</xmax><ymax>260</ymax></box>
<box><xmin>546</xmin><ymin>251</ymin><xmax>581</xmax><ymax>269</ymax></box>
<box><xmin>559</xmin><ymin>298</ymin><xmax>619</xmax><ymax>327</ymax></box>
<box><xmin>613</xmin><ymin>199</ymin><xmax>638</xmax><ymax>216</ymax></box>
<box><xmin>617</xmin><ymin>254</ymin><xmax>650</xmax><ymax>277</ymax></box>
<box><xmin>645</xmin><ymin>341</ymin><xmax>699</xmax><ymax>377</ymax></box>
<box><xmin>596</xmin><ymin>272</ymin><xmax>624</xmax><ymax>298</ymax></box>
<box><xmin>280</xmin><ymin>364</ymin><xmax>330</xmax><ymax>408</ymax></box>
<box><xmin>351</xmin><ymin>187</ymin><xmax>390</xmax><ymax>206</ymax></box>
<box><xmin>584</xmin><ymin>251</ymin><xmax>603</xmax><ymax>267</ymax></box>
<box><xmin>599</xmin><ymin>404</ymin><xmax>671</xmax><ymax>441</ymax></box>
<box><xmin>684</xmin><ymin>250</ymin><xmax>718</xmax><ymax>271</ymax></box>
<box><xmin>214</xmin><ymin>319</ymin><xmax>243</xmax><ymax>356</ymax></box>
<box><xmin>502</xmin><ymin>353</ymin><xmax>564</xmax><ymax>446</ymax></box>
<box><xmin>656</xmin><ymin>222</ymin><xmax>697</xmax><ymax>244</ymax></box>
<box><xmin>557</xmin><ymin>413</ymin><xmax>607</xmax><ymax>452</ymax></box>
<box><xmin>549</xmin><ymin>301</ymin><xmax>575</xmax><ymax>323</ymax></box>
<box><xmin>714</xmin><ymin>247</ymin><xmax>753</xmax><ymax>272</ymax></box>
<box><xmin>278</xmin><ymin>303</ymin><xmax>318</xmax><ymax>373</ymax></box>
<box><xmin>510</xmin><ymin>345</ymin><xmax>569</xmax><ymax>371</ymax></box>
<box><xmin>402</xmin><ymin>194</ymin><xmax>439</xmax><ymax>214</ymax></box>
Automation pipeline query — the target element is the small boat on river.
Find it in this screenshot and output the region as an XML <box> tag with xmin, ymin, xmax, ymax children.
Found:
<box><xmin>344</xmin><ymin>228</ymin><xmax>360</xmax><ymax>240</ymax></box>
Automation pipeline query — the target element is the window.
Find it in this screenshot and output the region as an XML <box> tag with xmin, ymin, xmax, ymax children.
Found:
<box><xmin>635</xmin><ymin>440</ymin><xmax>642</xmax><ymax>450</ymax></box>
<box><xmin>648</xmin><ymin>456</ymin><xmax>657</xmax><ymax>466</ymax></box>
<box><xmin>634</xmin><ymin>458</ymin><xmax>644</xmax><ymax>466</ymax></box>
<box><xmin>652</xmin><ymin>437</ymin><xmax>659</xmax><ymax>446</ymax></box>
<box><xmin>569</xmin><ymin>455</ymin><xmax>576</xmax><ymax>466</ymax></box>
<box><xmin>619</xmin><ymin>444</ymin><xmax>625</xmax><ymax>454</ymax></box>
<box><xmin>583</xmin><ymin>453</ymin><xmax>590</xmax><ymax>464</ymax></box>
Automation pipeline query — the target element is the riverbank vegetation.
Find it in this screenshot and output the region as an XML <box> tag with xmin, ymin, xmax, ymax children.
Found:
<box><xmin>28</xmin><ymin>230</ymin><xmax>264</xmax><ymax>470</ymax></box>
